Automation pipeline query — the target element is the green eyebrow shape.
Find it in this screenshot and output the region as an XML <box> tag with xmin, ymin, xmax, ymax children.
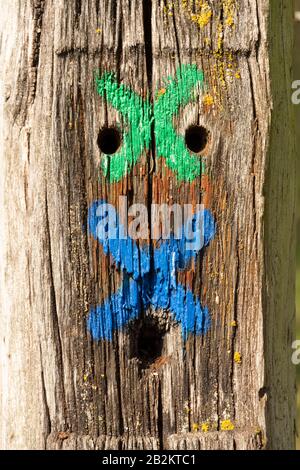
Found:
<box><xmin>95</xmin><ymin>71</ymin><xmax>153</xmax><ymax>182</ymax></box>
<box><xmin>95</xmin><ymin>64</ymin><xmax>205</xmax><ymax>183</ymax></box>
<box><xmin>154</xmin><ymin>65</ymin><xmax>205</xmax><ymax>181</ymax></box>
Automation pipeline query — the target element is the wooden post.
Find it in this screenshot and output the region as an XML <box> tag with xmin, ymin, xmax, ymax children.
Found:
<box><xmin>0</xmin><ymin>0</ymin><xmax>295</xmax><ymax>450</ymax></box>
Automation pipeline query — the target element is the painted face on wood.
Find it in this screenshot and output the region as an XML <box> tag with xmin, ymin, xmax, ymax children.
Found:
<box><xmin>95</xmin><ymin>65</ymin><xmax>205</xmax><ymax>182</ymax></box>
<box><xmin>87</xmin><ymin>65</ymin><xmax>216</xmax><ymax>342</ymax></box>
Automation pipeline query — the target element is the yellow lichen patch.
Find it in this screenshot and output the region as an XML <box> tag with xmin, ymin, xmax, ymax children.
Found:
<box><xmin>210</xmin><ymin>23</ymin><xmax>240</xmax><ymax>98</ymax></box>
<box><xmin>221</xmin><ymin>419</ymin><xmax>235</xmax><ymax>431</ymax></box>
<box><xmin>222</xmin><ymin>0</ymin><xmax>237</xmax><ymax>28</ymax></box>
<box><xmin>95</xmin><ymin>28</ymin><xmax>101</xmax><ymax>34</ymax></box>
<box><xmin>209</xmin><ymin>1</ymin><xmax>239</xmax><ymax>94</ymax></box>
<box><xmin>234</xmin><ymin>352</ymin><xmax>242</xmax><ymax>364</ymax></box>
<box><xmin>181</xmin><ymin>1</ymin><xmax>212</xmax><ymax>29</ymax></box>
<box><xmin>157</xmin><ymin>88</ymin><xmax>166</xmax><ymax>98</ymax></box>
<box><xmin>191</xmin><ymin>3</ymin><xmax>212</xmax><ymax>29</ymax></box>
<box><xmin>203</xmin><ymin>94</ymin><xmax>214</xmax><ymax>107</ymax></box>
<box><xmin>225</xmin><ymin>16</ymin><xmax>234</xmax><ymax>27</ymax></box>
<box><xmin>179</xmin><ymin>0</ymin><xmax>240</xmax><ymax>107</ymax></box>
<box><xmin>231</xmin><ymin>320</ymin><xmax>237</xmax><ymax>327</ymax></box>
<box><xmin>192</xmin><ymin>423</ymin><xmax>199</xmax><ymax>432</ymax></box>
<box><xmin>201</xmin><ymin>422</ymin><xmax>209</xmax><ymax>433</ymax></box>
<box><xmin>163</xmin><ymin>1</ymin><xmax>175</xmax><ymax>17</ymax></box>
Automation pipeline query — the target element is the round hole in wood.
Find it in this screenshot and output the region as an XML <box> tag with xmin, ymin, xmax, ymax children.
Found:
<box><xmin>130</xmin><ymin>318</ymin><xmax>164</xmax><ymax>369</ymax></box>
<box><xmin>185</xmin><ymin>125</ymin><xmax>209</xmax><ymax>153</ymax></box>
<box><xmin>97</xmin><ymin>127</ymin><xmax>121</xmax><ymax>155</ymax></box>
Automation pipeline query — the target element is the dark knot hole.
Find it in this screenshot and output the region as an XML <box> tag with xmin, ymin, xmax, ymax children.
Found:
<box><xmin>185</xmin><ymin>125</ymin><xmax>210</xmax><ymax>154</ymax></box>
<box><xmin>97</xmin><ymin>127</ymin><xmax>121</xmax><ymax>155</ymax></box>
<box><xmin>130</xmin><ymin>318</ymin><xmax>164</xmax><ymax>370</ymax></box>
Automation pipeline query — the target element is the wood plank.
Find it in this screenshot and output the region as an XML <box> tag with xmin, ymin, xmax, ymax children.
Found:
<box><xmin>0</xmin><ymin>0</ymin><xmax>295</xmax><ymax>450</ymax></box>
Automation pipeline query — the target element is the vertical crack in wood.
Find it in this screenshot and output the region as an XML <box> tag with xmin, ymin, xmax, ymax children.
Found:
<box><xmin>143</xmin><ymin>0</ymin><xmax>153</xmax><ymax>89</ymax></box>
<box><xmin>29</xmin><ymin>0</ymin><xmax>45</xmax><ymax>103</ymax></box>
<box><xmin>142</xmin><ymin>0</ymin><xmax>164</xmax><ymax>447</ymax></box>
<box><xmin>231</xmin><ymin>248</ymin><xmax>240</xmax><ymax>421</ymax></box>
<box><xmin>254</xmin><ymin>0</ymin><xmax>261</xmax><ymax>58</ymax></box>
<box><xmin>114</xmin><ymin>1</ymin><xmax>123</xmax><ymax>72</ymax></box>
<box><xmin>143</xmin><ymin>0</ymin><xmax>156</xmax><ymax>364</ymax></box>
<box><xmin>157</xmin><ymin>376</ymin><xmax>164</xmax><ymax>449</ymax></box>
<box><xmin>95</xmin><ymin>0</ymin><xmax>100</xmax><ymax>17</ymax></box>
<box><xmin>171</xmin><ymin>11</ymin><xmax>181</xmax><ymax>67</ymax></box>
<box><xmin>115</xmin><ymin>335</ymin><xmax>125</xmax><ymax>437</ymax></box>
<box><xmin>75</xmin><ymin>0</ymin><xmax>82</xmax><ymax>26</ymax></box>
<box><xmin>143</xmin><ymin>0</ymin><xmax>156</xmax><ymax>194</ymax></box>
<box><xmin>45</xmin><ymin>188</ymin><xmax>68</xmax><ymax>432</ymax></box>
<box><xmin>39</xmin><ymin>343</ymin><xmax>51</xmax><ymax>448</ymax></box>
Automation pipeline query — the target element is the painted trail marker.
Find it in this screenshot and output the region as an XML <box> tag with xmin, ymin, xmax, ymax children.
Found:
<box><xmin>0</xmin><ymin>0</ymin><xmax>296</xmax><ymax>450</ymax></box>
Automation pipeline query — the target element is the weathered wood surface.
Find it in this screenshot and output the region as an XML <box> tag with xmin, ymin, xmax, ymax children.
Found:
<box><xmin>0</xmin><ymin>0</ymin><xmax>295</xmax><ymax>450</ymax></box>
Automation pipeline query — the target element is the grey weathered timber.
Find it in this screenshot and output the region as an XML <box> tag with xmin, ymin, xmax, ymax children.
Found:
<box><xmin>0</xmin><ymin>0</ymin><xmax>295</xmax><ymax>450</ymax></box>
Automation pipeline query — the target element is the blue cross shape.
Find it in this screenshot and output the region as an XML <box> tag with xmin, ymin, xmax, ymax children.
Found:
<box><xmin>87</xmin><ymin>200</ymin><xmax>216</xmax><ymax>341</ymax></box>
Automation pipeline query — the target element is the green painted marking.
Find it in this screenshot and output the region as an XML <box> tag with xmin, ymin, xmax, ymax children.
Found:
<box><xmin>154</xmin><ymin>65</ymin><xmax>205</xmax><ymax>181</ymax></box>
<box><xmin>95</xmin><ymin>72</ymin><xmax>152</xmax><ymax>183</ymax></box>
<box><xmin>95</xmin><ymin>65</ymin><xmax>205</xmax><ymax>183</ymax></box>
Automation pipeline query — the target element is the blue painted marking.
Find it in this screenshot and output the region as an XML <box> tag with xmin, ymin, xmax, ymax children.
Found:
<box><xmin>87</xmin><ymin>200</ymin><xmax>215</xmax><ymax>341</ymax></box>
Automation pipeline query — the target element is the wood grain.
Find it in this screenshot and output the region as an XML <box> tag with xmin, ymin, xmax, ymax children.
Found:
<box><xmin>0</xmin><ymin>0</ymin><xmax>295</xmax><ymax>450</ymax></box>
